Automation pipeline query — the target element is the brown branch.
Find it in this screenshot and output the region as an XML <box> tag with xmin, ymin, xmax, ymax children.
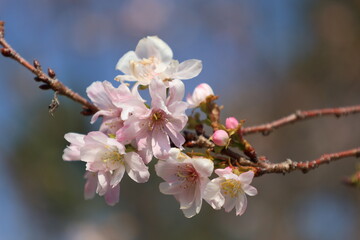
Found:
<box><xmin>241</xmin><ymin>105</ymin><xmax>360</xmax><ymax>136</ymax></box>
<box><xmin>255</xmin><ymin>147</ymin><xmax>360</xmax><ymax>176</ymax></box>
<box><xmin>0</xmin><ymin>21</ymin><xmax>99</xmax><ymax>115</ymax></box>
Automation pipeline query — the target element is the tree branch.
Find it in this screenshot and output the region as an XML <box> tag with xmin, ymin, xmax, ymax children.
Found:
<box><xmin>255</xmin><ymin>147</ymin><xmax>360</xmax><ymax>176</ymax></box>
<box><xmin>0</xmin><ymin>21</ymin><xmax>99</xmax><ymax>115</ymax></box>
<box><xmin>241</xmin><ymin>105</ymin><xmax>360</xmax><ymax>136</ymax></box>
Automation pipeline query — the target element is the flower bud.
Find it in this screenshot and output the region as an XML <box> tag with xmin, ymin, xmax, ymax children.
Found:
<box><xmin>186</xmin><ymin>83</ymin><xmax>214</xmax><ymax>108</ymax></box>
<box><xmin>212</xmin><ymin>130</ymin><xmax>229</xmax><ymax>146</ymax></box>
<box><xmin>225</xmin><ymin>117</ymin><xmax>239</xmax><ymax>129</ymax></box>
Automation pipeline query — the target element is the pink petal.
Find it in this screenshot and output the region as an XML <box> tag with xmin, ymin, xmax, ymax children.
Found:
<box><xmin>84</xmin><ymin>171</ymin><xmax>97</xmax><ymax>200</ymax></box>
<box><xmin>104</xmin><ymin>184</ymin><xmax>120</xmax><ymax>206</ymax></box>
<box><xmin>151</xmin><ymin>128</ymin><xmax>170</xmax><ymax>160</ymax></box>
<box><xmin>124</xmin><ymin>152</ymin><xmax>150</xmax><ymax>183</ymax></box>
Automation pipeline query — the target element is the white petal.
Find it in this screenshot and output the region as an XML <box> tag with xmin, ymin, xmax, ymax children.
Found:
<box><xmin>135</xmin><ymin>36</ymin><xmax>173</xmax><ymax>71</ymax></box>
<box><xmin>238</xmin><ymin>171</ymin><xmax>255</xmax><ymax>185</ymax></box>
<box><xmin>191</xmin><ymin>158</ymin><xmax>214</xmax><ymax>177</ymax></box>
<box><xmin>110</xmin><ymin>167</ymin><xmax>126</xmax><ymax>187</ymax></box>
<box><xmin>203</xmin><ymin>179</ymin><xmax>224</xmax><ymax>210</ymax></box>
<box><xmin>243</xmin><ymin>185</ymin><xmax>258</xmax><ymax>196</ymax></box>
<box><xmin>114</xmin><ymin>74</ymin><xmax>138</xmax><ymax>82</ymax></box>
<box><xmin>172</xmin><ymin>59</ymin><xmax>202</xmax><ymax>80</ymax></box>
<box><xmin>115</xmin><ymin>51</ymin><xmax>139</xmax><ymax>75</ymax></box>
<box><xmin>223</xmin><ymin>196</ymin><xmax>237</xmax><ymax>213</ymax></box>
<box><xmin>159</xmin><ymin>182</ymin><xmax>183</xmax><ymax>195</ymax></box>
<box><xmin>97</xmin><ymin>171</ymin><xmax>110</xmax><ymax>196</ymax></box>
<box><xmin>64</xmin><ymin>133</ymin><xmax>85</xmax><ymax>146</ymax></box>
<box><xmin>235</xmin><ymin>193</ymin><xmax>247</xmax><ymax>216</ymax></box>
<box><xmin>167</xmin><ymin>79</ymin><xmax>185</xmax><ymax>103</ymax></box>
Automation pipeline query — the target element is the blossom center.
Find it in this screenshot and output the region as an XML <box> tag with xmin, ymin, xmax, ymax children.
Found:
<box><xmin>176</xmin><ymin>164</ymin><xmax>199</xmax><ymax>184</ymax></box>
<box><xmin>148</xmin><ymin>109</ymin><xmax>167</xmax><ymax>130</ymax></box>
<box><xmin>101</xmin><ymin>148</ymin><xmax>124</xmax><ymax>166</ymax></box>
<box><xmin>221</xmin><ymin>179</ymin><xmax>242</xmax><ymax>198</ymax></box>
<box><xmin>130</xmin><ymin>57</ymin><xmax>159</xmax><ymax>82</ymax></box>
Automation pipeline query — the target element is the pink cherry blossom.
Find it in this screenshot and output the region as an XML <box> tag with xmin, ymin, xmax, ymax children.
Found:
<box><xmin>204</xmin><ymin>167</ymin><xmax>257</xmax><ymax>216</ymax></box>
<box><xmin>155</xmin><ymin>148</ymin><xmax>214</xmax><ymax>218</ymax></box>
<box><xmin>225</xmin><ymin>117</ymin><xmax>239</xmax><ymax>129</ymax></box>
<box><xmin>115</xmin><ymin>36</ymin><xmax>202</xmax><ymax>85</ymax></box>
<box><xmin>186</xmin><ymin>83</ymin><xmax>214</xmax><ymax>108</ymax></box>
<box><xmin>86</xmin><ymin>81</ymin><xmax>141</xmax><ymax>135</ymax></box>
<box><xmin>63</xmin><ymin>131</ymin><xmax>150</xmax><ymax>205</ymax></box>
<box><xmin>116</xmin><ymin>79</ymin><xmax>188</xmax><ymax>162</ymax></box>
<box><xmin>212</xmin><ymin>130</ymin><xmax>229</xmax><ymax>146</ymax></box>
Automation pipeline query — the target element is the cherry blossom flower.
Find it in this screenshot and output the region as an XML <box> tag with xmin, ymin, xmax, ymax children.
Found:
<box><xmin>212</xmin><ymin>130</ymin><xmax>229</xmax><ymax>146</ymax></box>
<box><xmin>186</xmin><ymin>83</ymin><xmax>214</xmax><ymax>108</ymax></box>
<box><xmin>155</xmin><ymin>148</ymin><xmax>214</xmax><ymax>218</ymax></box>
<box><xmin>86</xmin><ymin>81</ymin><xmax>141</xmax><ymax>135</ymax></box>
<box><xmin>204</xmin><ymin>167</ymin><xmax>257</xmax><ymax>216</ymax></box>
<box><xmin>116</xmin><ymin>79</ymin><xmax>188</xmax><ymax>162</ymax></box>
<box><xmin>225</xmin><ymin>117</ymin><xmax>239</xmax><ymax>129</ymax></box>
<box><xmin>115</xmin><ymin>36</ymin><xmax>202</xmax><ymax>85</ymax></box>
<box><xmin>63</xmin><ymin>131</ymin><xmax>150</xmax><ymax>205</ymax></box>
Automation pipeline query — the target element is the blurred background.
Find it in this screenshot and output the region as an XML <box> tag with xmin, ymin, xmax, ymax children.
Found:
<box><xmin>0</xmin><ymin>0</ymin><xmax>360</xmax><ymax>239</ymax></box>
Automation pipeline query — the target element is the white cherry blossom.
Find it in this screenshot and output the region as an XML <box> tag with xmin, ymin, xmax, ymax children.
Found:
<box><xmin>115</xmin><ymin>36</ymin><xmax>202</xmax><ymax>86</ymax></box>
<box><xmin>204</xmin><ymin>167</ymin><xmax>257</xmax><ymax>216</ymax></box>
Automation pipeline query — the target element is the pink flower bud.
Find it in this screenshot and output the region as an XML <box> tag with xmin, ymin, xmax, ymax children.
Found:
<box><xmin>225</xmin><ymin>117</ymin><xmax>239</xmax><ymax>129</ymax></box>
<box><xmin>187</xmin><ymin>83</ymin><xmax>214</xmax><ymax>108</ymax></box>
<box><xmin>212</xmin><ymin>130</ymin><xmax>229</xmax><ymax>146</ymax></box>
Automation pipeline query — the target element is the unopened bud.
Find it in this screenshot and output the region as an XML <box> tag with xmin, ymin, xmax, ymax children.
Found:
<box><xmin>33</xmin><ymin>59</ymin><xmax>41</xmax><ymax>69</ymax></box>
<box><xmin>1</xmin><ymin>48</ymin><xmax>11</xmax><ymax>57</ymax></box>
<box><xmin>212</xmin><ymin>130</ymin><xmax>229</xmax><ymax>146</ymax></box>
<box><xmin>186</xmin><ymin>83</ymin><xmax>214</xmax><ymax>108</ymax></box>
<box><xmin>48</xmin><ymin>68</ymin><xmax>56</xmax><ymax>78</ymax></box>
<box><xmin>225</xmin><ymin>117</ymin><xmax>239</xmax><ymax>129</ymax></box>
<box><xmin>39</xmin><ymin>84</ymin><xmax>51</xmax><ymax>90</ymax></box>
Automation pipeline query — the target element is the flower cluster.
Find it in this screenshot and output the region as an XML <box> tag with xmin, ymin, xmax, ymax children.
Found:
<box><xmin>63</xmin><ymin>36</ymin><xmax>257</xmax><ymax>217</ymax></box>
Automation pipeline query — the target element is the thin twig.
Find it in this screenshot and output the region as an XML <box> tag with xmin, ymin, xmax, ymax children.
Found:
<box><xmin>255</xmin><ymin>147</ymin><xmax>360</xmax><ymax>176</ymax></box>
<box><xmin>0</xmin><ymin>21</ymin><xmax>99</xmax><ymax>115</ymax></box>
<box><xmin>241</xmin><ymin>105</ymin><xmax>360</xmax><ymax>136</ymax></box>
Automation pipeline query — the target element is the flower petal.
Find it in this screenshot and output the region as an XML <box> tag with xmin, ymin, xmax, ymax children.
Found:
<box><xmin>135</xmin><ymin>36</ymin><xmax>173</xmax><ymax>72</ymax></box>
<box><xmin>172</xmin><ymin>59</ymin><xmax>202</xmax><ymax>80</ymax></box>
<box><xmin>115</xmin><ymin>51</ymin><xmax>138</xmax><ymax>75</ymax></box>
<box><xmin>191</xmin><ymin>158</ymin><xmax>214</xmax><ymax>177</ymax></box>
<box><xmin>243</xmin><ymin>185</ymin><xmax>258</xmax><ymax>196</ymax></box>
<box><xmin>203</xmin><ymin>179</ymin><xmax>224</xmax><ymax>210</ymax></box>
<box><xmin>235</xmin><ymin>193</ymin><xmax>247</xmax><ymax>216</ymax></box>
<box><xmin>151</xmin><ymin>128</ymin><xmax>170</xmax><ymax>160</ymax></box>
<box><xmin>84</xmin><ymin>171</ymin><xmax>97</xmax><ymax>200</ymax></box>
<box><xmin>104</xmin><ymin>184</ymin><xmax>120</xmax><ymax>206</ymax></box>
<box><xmin>124</xmin><ymin>152</ymin><xmax>150</xmax><ymax>183</ymax></box>
<box><xmin>110</xmin><ymin>167</ymin><xmax>126</xmax><ymax>187</ymax></box>
<box><xmin>238</xmin><ymin>171</ymin><xmax>255</xmax><ymax>185</ymax></box>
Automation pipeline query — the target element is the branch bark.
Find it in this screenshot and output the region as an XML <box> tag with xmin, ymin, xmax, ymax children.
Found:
<box><xmin>0</xmin><ymin>21</ymin><xmax>99</xmax><ymax>115</ymax></box>
<box><xmin>241</xmin><ymin>105</ymin><xmax>360</xmax><ymax>136</ymax></box>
